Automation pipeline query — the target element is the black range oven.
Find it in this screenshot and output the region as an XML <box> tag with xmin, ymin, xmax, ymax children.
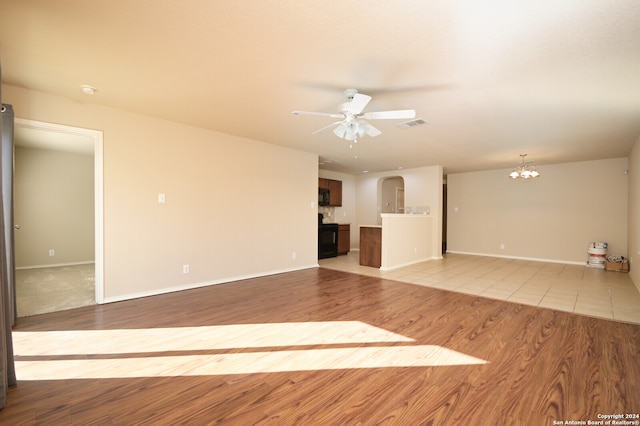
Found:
<box><xmin>318</xmin><ymin>214</ymin><xmax>338</xmax><ymax>259</ymax></box>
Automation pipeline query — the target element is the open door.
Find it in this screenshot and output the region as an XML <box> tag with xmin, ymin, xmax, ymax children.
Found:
<box><xmin>1</xmin><ymin>104</ymin><xmax>16</xmax><ymax>325</ymax></box>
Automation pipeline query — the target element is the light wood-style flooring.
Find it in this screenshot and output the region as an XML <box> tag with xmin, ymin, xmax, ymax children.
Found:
<box><xmin>2</xmin><ymin>260</ymin><xmax>640</xmax><ymax>424</ymax></box>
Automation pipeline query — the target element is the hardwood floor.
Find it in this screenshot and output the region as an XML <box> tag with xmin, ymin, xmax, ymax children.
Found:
<box><xmin>2</xmin><ymin>267</ymin><xmax>639</xmax><ymax>424</ymax></box>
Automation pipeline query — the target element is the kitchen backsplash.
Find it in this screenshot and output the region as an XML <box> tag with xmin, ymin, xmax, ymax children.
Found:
<box><xmin>318</xmin><ymin>206</ymin><xmax>336</xmax><ymax>223</ymax></box>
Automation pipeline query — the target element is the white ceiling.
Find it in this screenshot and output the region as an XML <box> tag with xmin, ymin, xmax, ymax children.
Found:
<box><xmin>1</xmin><ymin>0</ymin><xmax>639</xmax><ymax>174</ymax></box>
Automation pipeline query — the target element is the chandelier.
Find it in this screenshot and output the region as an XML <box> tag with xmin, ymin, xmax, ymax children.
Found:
<box><xmin>509</xmin><ymin>154</ymin><xmax>540</xmax><ymax>179</ymax></box>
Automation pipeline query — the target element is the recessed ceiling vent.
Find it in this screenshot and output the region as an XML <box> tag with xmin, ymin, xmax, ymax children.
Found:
<box><xmin>319</xmin><ymin>157</ymin><xmax>338</xmax><ymax>165</ymax></box>
<box><xmin>396</xmin><ymin>118</ymin><xmax>427</xmax><ymax>129</ymax></box>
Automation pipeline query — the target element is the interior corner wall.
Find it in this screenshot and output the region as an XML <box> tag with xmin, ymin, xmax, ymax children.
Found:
<box><xmin>447</xmin><ymin>158</ymin><xmax>629</xmax><ymax>264</ymax></box>
<box><xmin>628</xmin><ymin>136</ymin><xmax>640</xmax><ymax>289</ymax></box>
<box><xmin>2</xmin><ymin>84</ymin><xmax>319</xmax><ymax>302</ymax></box>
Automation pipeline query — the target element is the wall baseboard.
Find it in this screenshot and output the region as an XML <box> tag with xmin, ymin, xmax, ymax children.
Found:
<box><xmin>101</xmin><ymin>264</ymin><xmax>318</xmax><ymax>305</ymax></box>
<box><xmin>380</xmin><ymin>255</ymin><xmax>443</xmax><ymax>271</ymax></box>
<box><xmin>16</xmin><ymin>261</ymin><xmax>95</xmax><ymax>270</ymax></box>
<box><xmin>445</xmin><ymin>251</ymin><xmax>587</xmax><ymax>266</ymax></box>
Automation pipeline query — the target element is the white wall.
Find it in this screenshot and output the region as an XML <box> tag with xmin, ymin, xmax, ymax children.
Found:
<box><xmin>447</xmin><ymin>158</ymin><xmax>629</xmax><ymax>264</ymax></box>
<box><xmin>381</xmin><ymin>214</ymin><xmax>434</xmax><ymax>270</ymax></box>
<box><xmin>628</xmin><ymin>136</ymin><xmax>640</xmax><ymax>289</ymax></box>
<box><xmin>3</xmin><ymin>84</ymin><xmax>319</xmax><ymax>302</ymax></box>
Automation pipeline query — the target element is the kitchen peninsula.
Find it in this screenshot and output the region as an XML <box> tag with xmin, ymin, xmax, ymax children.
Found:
<box><xmin>360</xmin><ymin>214</ymin><xmax>437</xmax><ymax>270</ymax></box>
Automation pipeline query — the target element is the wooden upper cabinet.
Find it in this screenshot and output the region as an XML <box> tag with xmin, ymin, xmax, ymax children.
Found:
<box><xmin>328</xmin><ymin>179</ymin><xmax>342</xmax><ymax>206</ymax></box>
<box><xmin>318</xmin><ymin>178</ymin><xmax>342</xmax><ymax>206</ymax></box>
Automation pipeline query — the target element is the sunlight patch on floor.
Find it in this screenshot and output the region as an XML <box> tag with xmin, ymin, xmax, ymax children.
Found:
<box><xmin>13</xmin><ymin>321</ymin><xmax>413</xmax><ymax>355</ymax></box>
<box><xmin>15</xmin><ymin>345</ymin><xmax>488</xmax><ymax>380</ymax></box>
<box><xmin>13</xmin><ymin>322</ymin><xmax>488</xmax><ymax>380</ymax></box>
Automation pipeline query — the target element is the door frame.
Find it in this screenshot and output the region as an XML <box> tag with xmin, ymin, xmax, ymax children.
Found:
<box><xmin>14</xmin><ymin>118</ymin><xmax>104</xmax><ymax>304</ymax></box>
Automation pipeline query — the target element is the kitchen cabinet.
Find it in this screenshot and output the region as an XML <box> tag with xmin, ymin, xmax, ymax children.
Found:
<box><xmin>337</xmin><ymin>224</ymin><xmax>350</xmax><ymax>255</ymax></box>
<box><xmin>318</xmin><ymin>178</ymin><xmax>342</xmax><ymax>206</ymax></box>
<box><xmin>328</xmin><ymin>179</ymin><xmax>342</xmax><ymax>206</ymax></box>
<box><xmin>359</xmin><ymin>226</ymin><xmax>381</xmax><ymax>268</ymax></box>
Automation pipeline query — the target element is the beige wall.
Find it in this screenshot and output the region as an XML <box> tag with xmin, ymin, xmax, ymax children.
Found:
<box><xmin>381</xmin><ymin>214</ymin><xmax>434</xmax><ymax>269</ymax></box>
<box><xmin>3</xmin><ymin>84</ymin><xmax>319</xmax><ymax>302</ymax></box>
<box><xmin>447</xmin><ymin>158</ymin><xmax>628</xmax><ymax>264</ymax></box>
<box><xmin>14</xmin><ymin>146</ymin><xmax>94</xmax><ymax>267</ymax></box>
<box><xmin>628</xmin><ymin>136</ymin><xmax>640</xmax><ymax>289</ymax></box>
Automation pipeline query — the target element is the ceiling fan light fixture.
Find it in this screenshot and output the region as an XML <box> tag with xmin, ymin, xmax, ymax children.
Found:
<box><xmin>345</xmin><ymin>126</ymin><xmax>356</xmax><ymax>141</ymax></box>
<box><xmin>333</xmin><ymin>124</ymin><xmax>347</xmax><ymax>139</ymax></box>
<box><xmin>293</xmin><ymin>88</ymin><xmax>418</xmax><ymax>142</ymax></box>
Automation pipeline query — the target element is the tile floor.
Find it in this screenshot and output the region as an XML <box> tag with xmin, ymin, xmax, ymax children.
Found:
<box><xmin>320</xmin><ymin>252</ymin><xmax>640</xmax><ymax>324</ymax></box>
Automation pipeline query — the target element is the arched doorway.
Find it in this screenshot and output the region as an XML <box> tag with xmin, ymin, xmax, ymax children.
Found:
<box><xmin>380</xmin><ymin>176</ymin><xmax>404</xmax><ymax>214</ymax></box>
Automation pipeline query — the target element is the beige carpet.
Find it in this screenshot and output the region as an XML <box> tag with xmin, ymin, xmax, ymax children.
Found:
<box><xmin>15</xmin><ymin>264</ymin><xmax>95</xmax><ymax>317</ymax></box>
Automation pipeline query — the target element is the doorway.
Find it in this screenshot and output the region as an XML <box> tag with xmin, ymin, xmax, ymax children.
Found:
<box><xmin>380</xmin><ymin>176</ymin><xmax>404</xmax><ymax>214</ymax></box>
<box><xmin>13</xmin><ymin>119</ymin><xmax>103</xmax><ymax>315</ymax></box>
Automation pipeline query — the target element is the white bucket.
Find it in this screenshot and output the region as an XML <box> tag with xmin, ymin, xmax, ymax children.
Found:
<box><xmin>587</xmin><ymin>247</ymin><xmax>607</xmax><ymax>268</ymax></box>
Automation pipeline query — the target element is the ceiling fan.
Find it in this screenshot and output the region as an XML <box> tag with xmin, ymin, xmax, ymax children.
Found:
<box><xmin>292</xmin><ymin>89</ymin><xmax>416</xmax><ymax>142</ymax></box>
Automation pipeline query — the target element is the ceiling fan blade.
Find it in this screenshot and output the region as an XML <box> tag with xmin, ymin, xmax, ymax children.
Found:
<box><xmin>346</xmin><ymin>94</ymin><xmax>372</xmax><ymax>115</ymax></box>
<box><xmin>292</xmin><ymin>111</ymin><xmax>342</xmax><ymax>118</ymax></box>
<box><xmin>296</xmin><ymin>82</ymin><xmax>455</xmax><ymax>96</ymax></box>
<box><xmin>312</xmin><ymin>121</ymin><xmax>343</xmax><ymax>135</ymax></box>
<box><xmin>365</xmin><ymin>123</ymin><xmax>382</xmax><ymax>137</ymax></box>
<box><xmin>363</xmin><ymin>110</ymin><xmax>416</xmax><ymax>120</ymax></box>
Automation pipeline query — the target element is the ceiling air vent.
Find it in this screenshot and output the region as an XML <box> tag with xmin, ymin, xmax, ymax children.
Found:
<box><xmin>319</xmin><ymin>157</ymin><xmax>338</xmax><ymax>166</ymax></box>
<box><xmin>396</xmin><ymin>118</ymin><xmax>427</xmax><ymax>129</ymax></box>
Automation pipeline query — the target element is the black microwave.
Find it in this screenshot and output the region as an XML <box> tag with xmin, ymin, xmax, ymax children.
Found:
<box><xmin>318</xmin><ymin>188</ymin><xmax>330</xmax><ymax>206</ymax></box>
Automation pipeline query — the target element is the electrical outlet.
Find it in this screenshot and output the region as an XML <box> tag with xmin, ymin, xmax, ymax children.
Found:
<box><xmin>183</xmin><ymin>264</ymin><xmax>190</xmax><ymax>274</ymax></box>
<box><xmin>49</xmin><ymin>249</ymin><xmax>55</xmax><ymax>257</ymax></box>
<box><xmin>500</xmin><ymin>243</ymin><xmax>505</xmax><ymax>250</ymax></box>
<box><xmin>292</xmin><ymin>252</ymin><xmax>297</xmax><ymax>260</ymax></box>
<box><xmin>158</xmin><ymin>193</ymin><xmax>166</xmax><ymax>203</ymax></box>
